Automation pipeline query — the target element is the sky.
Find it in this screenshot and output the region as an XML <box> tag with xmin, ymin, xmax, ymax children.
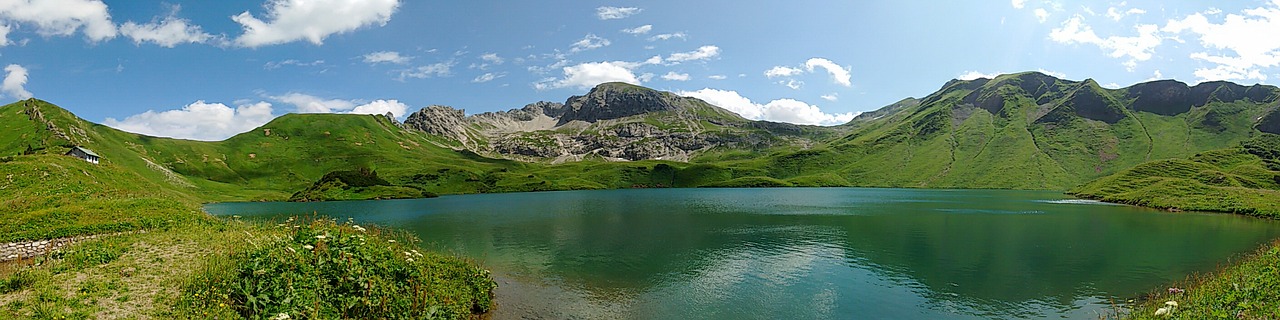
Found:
<box><xmin>0</xmin><ymin>0</ymin><xmax>1278</xmax><ymax>140</ymax></box>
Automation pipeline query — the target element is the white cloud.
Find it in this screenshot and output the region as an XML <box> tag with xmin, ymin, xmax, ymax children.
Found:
<box><xmin>638</xmin><ymin>72</ymin><xmax>655</xmax><ymax>82</ymax></box>
<box><xmin>480</xmin><ymin>53</ymin><xmax>504</xmax><ymax>64</ymax></box>
<box><xmin>271</xmin><ymin>92</ymin><xmax>409</xmax><ymax>118</ymax></box>
<box><xmin>1037</xmin><ymin>68</ymin><xmax>1067</xmax><ymax>78</ymax></box>
<box><xmin>821</xmin><ymin>93</ymin><xmax>838</xmax><ymax>101</ymax></box>
<box><xmin>264</xmin><ymin>59</ymin><xmax>324</xmax><ymax>70</ymax></box>
<box><xmin>1034</xmin><ymin>8</ymin><xmax>1050</xmax><ymax>23</ymax></box>
<box><xmin>1050</xmin><ymin>15</ymin><xmax>1162</xmax><ymax>68</ymax></box>
<box><xmin>232</xmin><ymin>0</ymin><xmax>400</xmax><ymax>47</ymax></box>
<box><xmin>708</xmin><ymin>74</ymin><xmax>727</xmax><ymax>80</ymax></box>
<box><xmin>1107</xmin><ymin>7</ymin><xmax>1146</xmax><ymax>21</ymax></box>
<box><xmin>570</xmin><ymin>33</ymin><xmax>610</xmax><ymax>52</ymax></box>
<box><xmin>103</xmin><ymin>101</ymin><xmax>275</xmax><ymax>141</ymax></box>
<box><xmin>956</xmin><ymin>70</ymin><xmax>999</xmax><ymax>80</ymax></box>
<box><xmin>1163</xmin><ymin>2</ymin><xmax>1280</xmax><ymax>82</ymax></box>
<box><xmin>534</xmin><ymin>61</ymin><xmax>640</xmax><ymax>90</ymax></box>
<box><xmin>661</xmin><ymin>71</ymin><xmax>690</xmax><ymax>81</ymax></box>
<box><xmin>596</xmin><ymin>6</ymin><xmax>641</xmax><ymax>20</ymax></box>
<box><xmin>272</xmin><ymin>92</ymin><xmax>355</xmax><ymax>113</ymax></box>
<box><xmin>804</xmin><ymin>58</ymin><xmax>852</xmax><ymax>87</ymax></box>
<box><xmin>2</xmin><ymin>64</ymin><xmax>32</xmax><ymax>99</ymax></box>
<box><xmin>780</xmin><ymin>79</ymin><xmax>803</xmax><ymax>90</ymax></box>
<box><xmin>1102</xmin><ymin>82</ymin><xmax>1122</xmax><ymax>89</ymax></box>
<box><xmin>1012</xmin><ymin>0</ymin><xmax>1026</xmax><ymax>9</ymax></box>
<box><xmin>648</xmin><ymin>32</ymin><xmax>686</xmax><ymax>41</ymax></box>
<box><xmin>397</xmin><ymin>61</ymin><xmax>453</xmax><ymax>80</ymax></box>
<box><xmin>679</xmin><ymin>88</ymin><xmax>857</xmax><ymax>126</ymax></box>
<box><xmin>473</xmin><ymin>72</ymin><xmax>506</xmax><ymax>83</ymax></box>
<box><xmin>765</xmin><ymin>66</ymin><xmax>804</xmax><ymax>78</ymax></box>
<box><xmin>363</xmin><ymin>51</ymin><xmax>411</xmax><ymax>64</ymax></box>
<box><xmin>349</xmin><ymin>99</ymin><xmax>408</xmax><ymax>117</ymax></box>
<box><xmin>665</xmin><ymin>45</ymin><xmax>719</xmax><ymax>63</ymax></box>
<box><xmin>1146</xmin><ymin>69</ymin><xmax>1164</xmax><ymax>81</ymax></box>
<box><xmin>622</xmin><ymin>24</ymin><xmax>652</xmax><ymax>34</ymax></box>
<box><xmin>0</xmin><ymin>0</ymin><xmax>117</xmax><ymax>43</ymax></box>
<box><xmin>119</xmin><ymin>8</ymin><xmax>215</xmax><ymax>47</ymax></box>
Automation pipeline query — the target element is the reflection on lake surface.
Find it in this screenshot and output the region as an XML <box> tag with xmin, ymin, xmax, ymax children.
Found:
<box><xmin>206</xmin><ymin>188</ymin><xmax>1280</xmax><ymax>319</ymax></box>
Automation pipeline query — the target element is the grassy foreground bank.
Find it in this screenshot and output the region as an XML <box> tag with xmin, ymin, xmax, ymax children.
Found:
<box><xmin>0</xmin><ymin>154</ymin><xmax>495</xmax><ymax>319</ymax></box>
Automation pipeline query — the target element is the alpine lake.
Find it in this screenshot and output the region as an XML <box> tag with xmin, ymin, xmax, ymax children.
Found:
<box><xmin>205</xmin><ymin>188</ymin><xmax>1280</xmax><ymax>319</ymax></box>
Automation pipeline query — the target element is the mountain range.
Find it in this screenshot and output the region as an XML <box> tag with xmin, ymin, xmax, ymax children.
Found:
<box><xmin>2</xmin><ymin>71</ymin><xmax>1278</xmax><ymax>202</ymax></box>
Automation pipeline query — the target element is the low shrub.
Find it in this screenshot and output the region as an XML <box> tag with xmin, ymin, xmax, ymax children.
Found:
<box><xmin>175</xmin><ymin>217</ymin><xmax>495</xmax><ymax>319</ymax></box>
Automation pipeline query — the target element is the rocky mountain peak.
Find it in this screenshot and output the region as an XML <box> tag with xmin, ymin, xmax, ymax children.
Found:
<box><xmin>403</xmin><ymin>105</ymin><xmax>472</xmax><ymax>144</ymax></box>
<box><xmin>556</xmin><ymin>82</ymin><xmax>688</xmax><ymax>125</ymax></box>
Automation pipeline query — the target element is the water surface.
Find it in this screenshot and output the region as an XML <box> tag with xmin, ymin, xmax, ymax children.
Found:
<box><xmin>206</xmin><ymin>188</ymin><xmax>1280</xmax><ymax>319</ymax></box>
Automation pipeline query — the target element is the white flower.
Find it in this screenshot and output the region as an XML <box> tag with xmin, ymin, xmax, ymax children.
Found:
<box><xmin>353</xmin><ymin>225</ymin><xmax>366</xmax><ymax>232</ymax></box>
<box><xmin>272</xmin><ymin>313</ymin><xmax>291</xmax><ymax>320</ymax></box>
<box><xmin>407</xmin><ymin>258</ymin><xmax>414</xmax><ymax>262</ymax></box>
<box><xmin>286</xmin><ymin>247</ymin><xmax>296</xmax><ymax>253</ymax></box>
<box><xmin>315</xmin><ymin>235</ymin><xmax>327</xmax><ymax>240</ymax></box>
<box><xmin>303</xmin><ymin>245</ymin><xmax>314</xmax><ymax>250</ymax></box>
<box><xmin>1165</xmin><ymin>301</ymin><xmax>1178</xmax><ymax>307</ymax></box>
<box><xmin>388</xmin><ymin>239</ymin><xmax>396</xmax><ymax>243</ymax></box>
<box><xmin>1154</xmin><ymin>306</ymin><xmax>1170</xmax><ymax>316</ymax></box>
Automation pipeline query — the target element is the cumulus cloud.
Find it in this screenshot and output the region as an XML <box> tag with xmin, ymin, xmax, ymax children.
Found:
<box><xmin>271</xmin><ymin>92</ymin><xmax>409</xmax><ymax>117</ymax></box>
<box><xmin>103</xmin><ymin>101</ymin><xmax>275</xmax><ymax>141</ymax></box>
<box><xmin>232</xmin><ymin>0</ymin><xmax>400</xmax><ymax>47</ymax></box>
<box><xmin>0</xmin><ymin>0</ymin><xmax>117</xmax><ymax>43</ymax></box>
<box><xmin>766</xmin><ymin>58</ymin><xmax>853</xmax><ymax>87</ymax></box>
<box><xmin>622</xmin><ymin>24</ymin><xmax>652</xmax><ymax>34</ymax></box>
<box><xmin>661</xmin><ymin>71</ymin><xmax>690</xmax><ymax>81</ymax></box>
<box><xmin>1107</xmin><ymin>7</ymin><xmax>1146</xmax><ymax>21</ymax></box>
<box><xmin>534</xmin><ymin>61</ymin><xmax>640</xmax><ymax>90</ymax></box>
<box><xmin>679</xmin><ymin>88</ymin><xmax>857</xmax><ymax>126</ymax></box>
<box><xmin>765</xmin><ymin>66</ymin><xmax>804</xmax><ymax>78</ymax></box>
<box><xmin>119</xmin><ymin>8</ymin><xmax>215</xmax><ymax>47</ymax></box>
<box><xmin>349</xmin><ymin>99</ymin><xmax>408</xmax><ymax>117</ymax></box>
<box><xmin>596</xmin><ymin>6</ymin><xmax>641</xmax><ymax>20</ymax></box>
<box><xmin>665</xmin><ymin>45</ymin><xmax>719</xmax><ymax>63</ymax></box>
<box><xmin>956</xmin><ymin>70</ymin><xmax>999</xmax><ymax>80</ymax></box>
<box><xmin>1034</xmin><ymin>8</ymin><xmax>1050</xmax><ymax>23</ymax></box>
<box><xmin>2</xmin><ymin>64</ymin><xmax>32</xmax><ymax>99</ymax></box>
<box><xmin>479</xmin><ymin>53</ymin><xmax>504</xmax><ymax>64</ymax></box>
<box><xmin>804</xmin><ymin>58</ymin><xmax>852</xmax><ymax>87</ymax></box>
<box><xmin>1012</xmin><ymin>0</ymin><xmax>1025</xmax><ymax>9</ymax></box>
<box><xmin>570</xmin><ymin>33</ymin><xmax>610</xmax><ymax>52</ymax></box>
<box><xmin>363</xmin><ymin>51</ymin><xmax>411</xmax><ymax>64</ymax></box>
<box><xmin>1049</xmin><ymin>15</ymin><xmax>1162</xmax><ymax>70</ymax></box>
<box><xmin>1163</xmin><ymin>2</ymin><xmax>1280</xmax><ymax>82</ymax></box>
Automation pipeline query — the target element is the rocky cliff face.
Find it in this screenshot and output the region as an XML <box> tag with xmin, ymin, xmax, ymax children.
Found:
<box><xmin>402</xmin><ymin>82</ymin><xmax>832</xmax><ymax>162</ymax></box>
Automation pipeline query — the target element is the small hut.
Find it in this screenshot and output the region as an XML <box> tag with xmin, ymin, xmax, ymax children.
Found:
<box><xmin>66</xmin><ymin>146</ymin><xmax>100</xmax><ymax>164</ymax></box>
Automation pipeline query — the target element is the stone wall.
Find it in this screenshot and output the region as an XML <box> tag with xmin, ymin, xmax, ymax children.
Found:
<box><xmin>0</xmin><ymin>232</ymin><xmax>133</xmax><ymax>261</ymax></box>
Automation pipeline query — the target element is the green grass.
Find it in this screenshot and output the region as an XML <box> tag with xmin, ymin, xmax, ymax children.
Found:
<box><xmin>1124</xmin><ymin>239</ymin><xmax>1280</xmax><ymax>319</ymax></box>
<box><xmin>169</xmin><ymin>217</ymin><xmax>494</xmax><ymax>319</ymax></box>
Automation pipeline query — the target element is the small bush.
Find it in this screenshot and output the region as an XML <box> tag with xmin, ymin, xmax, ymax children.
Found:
<box><xmin>176</xmin><ymin>217</ymin><xmax>495</xmax><ymax>319</ymax></box>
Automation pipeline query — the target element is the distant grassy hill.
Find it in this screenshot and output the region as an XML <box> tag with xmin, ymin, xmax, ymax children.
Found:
<box><xmin>730</xmin><ymin>72</ymin><xmax>1279</xmax><ymax>190</ymax></box>
<box><xmin>1070</xmin><ymin>133</ymin><xmax>1280</xmax><ymax>218</ymax></box>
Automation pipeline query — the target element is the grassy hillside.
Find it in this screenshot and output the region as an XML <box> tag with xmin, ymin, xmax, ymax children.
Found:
<box><xmin>1070</xmin><ymin>134</ymin><xmax>1280</xmax><ymax>218</ymax></box>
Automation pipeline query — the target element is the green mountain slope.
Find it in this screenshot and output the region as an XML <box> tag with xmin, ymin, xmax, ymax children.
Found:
<box><xmin>789</xmin><ymin>72</ymin><xmax>1280</xmax><ymax>189</ymax></box>
<box><xmin>1070</xmin><ymin>133</ymin><xmax>1280</xmax><ymax>217</ymax></box>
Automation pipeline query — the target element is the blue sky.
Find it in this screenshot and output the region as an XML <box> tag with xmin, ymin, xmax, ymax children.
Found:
<box><xmin>0</xmin><ymin>0</ymin><xmax>1277</xmax><ymax>140</ymax></box>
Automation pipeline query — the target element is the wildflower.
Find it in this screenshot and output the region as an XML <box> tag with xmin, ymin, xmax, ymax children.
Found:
<box><xmin>407</xmin><ymin>258</ymin><xmax>414</xmax><ymax>262</ymax></box>
<box><xmin>388</xmin><ymin>239</ymin><xmax>396</xmax><ymax>243</ymax></box>
<box><xmin>303</xmin><ymin>245</ymin><xmax>314</xmax><ymax>250</ymax></box>
<box><xmin>316</xmin><ymin>235</ymin><xmax>327</xmax><ymax>240</ymax></box>
<box><xmin>1155</xmin><ymin>306</ymin><xmax>1170</xmax><ymax>316</ymax></box>
<box><xmin>272</xmin><ymin>313</ymin><xmax>291</xmax><ymax>320</ymax></box>
<box><xmin>411</xmin><ymin>249</ymin><xmax>422</xmax><ymax>257</ymax></box>
<box><xmin>353</xmin><ymin>225</ymin><xmax>366</xmax><ymax>232</ymax></box>
<box><xmin>1168</xmin><ymin>287</ymin><xmax>1185</xmax><ymax>294</ymax></box>
<box><xmin>1165</xmin><ymin>301</ymin><xmax>1178</xmax><ymax>307</ymax></box>
<box><xmin>286</xmin><ymin>247</ymin><xmax>296</xmax><ymax>253</ymax></box>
